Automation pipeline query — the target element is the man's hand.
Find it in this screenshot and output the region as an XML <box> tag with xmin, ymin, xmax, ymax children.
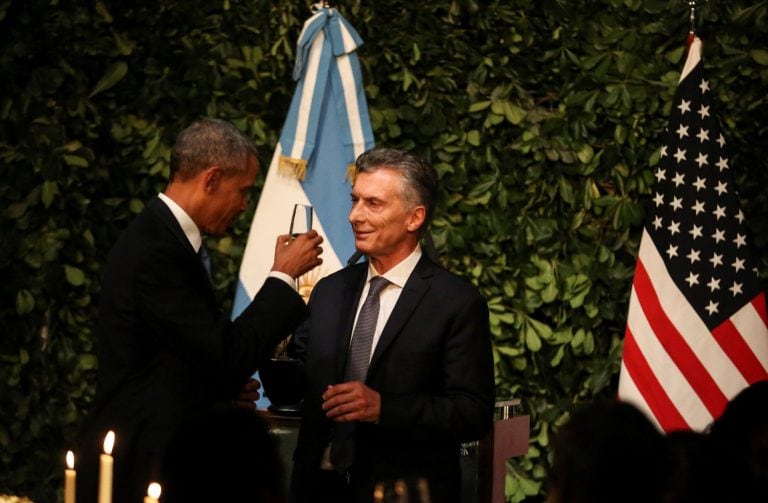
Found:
<box><xmin>233</xmin><ymin>378</ymin><xmax>261</xmax><ymax>410</ymax></box>
<box><xmin>271</xmin><ymin>230</ymin><xmax>324</xmax><ymax>278</ymax></box>
<box><xmin>322</xmin><ymin>381</ymin><xmax>381</xmax><ymax>423</ymax></box>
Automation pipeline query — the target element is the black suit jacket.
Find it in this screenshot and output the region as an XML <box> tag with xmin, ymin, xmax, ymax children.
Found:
<box><xmin>291</xmin><ymin>255</ymin><xmax>495</xmax><ymax>503</ymax></box>
<box><xmin>77</xmin><ymin>197</ymin><xmax>307</xmax><ymax>503</ymax></box>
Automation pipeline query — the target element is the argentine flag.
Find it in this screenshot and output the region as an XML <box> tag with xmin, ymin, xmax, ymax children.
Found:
<box><xmin>232</xmin><ymin>6</ymin><xmax>374</xmax><ymax>407</ymax></box>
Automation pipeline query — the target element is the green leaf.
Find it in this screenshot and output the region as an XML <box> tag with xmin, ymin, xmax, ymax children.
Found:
<box><xmin>468</xmin><ymin>100</ymin><xmax>491</xmax><ymax>113</ymax></box>
<box><xmin>550</xmin><ymin>345</ymin><xmax>565</xmax><ymax>367</ymax></box>
<box><xmin>614</xmin><ymin>124</ymin><xmax>627</xmax><ymax>144</ymax></box>
<box><xmin>95</xmin><ymin>2</ymin><xmax>113</xmax><ymax>22</ymax></box>
<box><xmin>496</xmin><ymin>345</ymin><xmax>524</xmax><ymax>358</ymax></box>
<box><xmin>466</xmin><ymin>130</ymin><xmax>481</xmax><ymax>146</ymax></box>
<box><xmin>525</xmin><ymin>326</ymin><xmax>542</xmax><ymax>352</ymax></box>
<box><xmin>16</xmin><ymin>290</ymin><xmax>35</xmax><ymax>315</ymax></box>
<box><xmin>541</xmin><ymin>281</ymin><xmax>558</xmax><ymax>303</ymax></box>
<box><xmin>563</xmin><ymin>273</ymin><xmax>591</xmax><ymax>308</ymax></box>
<box><xmin>525</xmin><ymin>317</ymin><xmax>552</xmax><ymax>350</ymax></box>
<box><xmin>750</xmin><ymin>49</ymin><xmax>768</xmax><ymax>65</ymax></box>
<box><xmin>576</xmin><ymin>144</ymin><xmax>594</xmax><ymax>164</ymax></box>
<box><xmin>89</xmin><ymin>62</ymin><xmax>128</xmax><ymax>97</ymax></box>
<box><xmin>63</xmin><ymin>155</ymin><xmax>89</xmax><ymax>167</ymax></box>
<box><xmin>6</xmin><ymin>202</ymin><xmax>27</xmax><ymax>219</ymax></box>
<box><xmin>78</xmin><ymin>354</ymin><xmax>98</xmax><ymax>370</ymax></box>
<box><xmin>64</xmin><ymin>265</ymin><xmax>85</xmax><ymax>286</ymax></box>
<box><xmin>558</xmin><ymin>176</ymin><xmax>574</xmax><ymax>204</ymax></box>
<box><xmin>42</xmin><ymin>181</ymin><xmax>59</xmax><ymax>208</ymax></box>
<box><xmin>503</xmin><ymin>101</ymin><xmax>526</xmax><ymax>125</ymax></box>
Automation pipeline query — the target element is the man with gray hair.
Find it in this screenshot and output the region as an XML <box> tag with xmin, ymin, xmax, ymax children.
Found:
<box><xmin>78</xmin><ymin>118</ymin><xmax>324</xmax><ymax>503</ymax></box>
<box><xmin>290</xmin><ymin>147</ymin><xmax>494</xmax><ymax>503</ymax></box>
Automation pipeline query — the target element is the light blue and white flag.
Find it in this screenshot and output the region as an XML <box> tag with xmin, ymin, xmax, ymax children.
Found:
<box><xmin>232</xmin><ymin>6</ymin><xmax>374</xmax><ymax>407</ymax></box>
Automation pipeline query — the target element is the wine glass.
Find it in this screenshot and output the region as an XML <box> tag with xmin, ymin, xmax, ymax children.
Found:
<box><xmin>289</xmin><ymin>203</ymin><xmax>313</xmax><ymax>237</ymax></box>
<box><xmin>288</xmin><ymin>202</ymin><xmax>315</xmax><ymax>297</ymax></box>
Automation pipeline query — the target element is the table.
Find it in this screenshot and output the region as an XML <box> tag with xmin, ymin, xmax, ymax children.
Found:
<box><xmin>260</xmin><ymin>399</ymin><xmax>530</xmax><ymax>503</ymax></box>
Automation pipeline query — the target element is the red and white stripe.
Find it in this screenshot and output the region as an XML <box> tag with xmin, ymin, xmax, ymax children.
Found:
<box><xmin>618</xmin><ymin>229</ymin><xmax>768</xmax><ymax>431</ymax></box>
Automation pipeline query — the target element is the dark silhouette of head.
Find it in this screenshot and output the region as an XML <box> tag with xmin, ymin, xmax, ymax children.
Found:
<box><xmin>664</xmin><ymin>430</ymin><xmax>718</xmax><ymax>503</ymax></box>
<box><xmin>708</xmin><ymin>380</ymin><xmax>768</xmax><ymax>501</ymax></box>
<box><xmin>546</xmin><ymin>399</ymin><xmax>670</xmax><ymax>503</ymax></box>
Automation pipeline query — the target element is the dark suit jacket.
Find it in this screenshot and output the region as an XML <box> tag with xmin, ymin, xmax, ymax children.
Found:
<box><xmin>291</xmin><ymin>255</ymin><xmax>495</xmax><ymax>503</ymax></box>
<box><xmin>77</xmin><ymin>197</ymin><xmax>307</xmax><ymax>503</ymax></box>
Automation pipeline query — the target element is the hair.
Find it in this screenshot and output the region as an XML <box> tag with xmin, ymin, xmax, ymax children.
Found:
<box><xmin>354</xmin><ymin>147</ymin><xmax>438</xmax><ymax>236</ymax></box>
<box><xmin>708</xmin><ymin>380</ymin><xmax>768</xmax><ymax>501</ymax></box>
<box><xmin>169</xmin><ymin>118</ymin><xmax>257</xmax><ymax>181</ymax></box>
<box><xmin>546</xmin><ymin>400</ymin><xmax>671</xmax><ymax>503</ymax></box>
<box><xmin>664</xmin><ymin>430</ymin><xmax>718</xmax><ymax>503</ymax></box>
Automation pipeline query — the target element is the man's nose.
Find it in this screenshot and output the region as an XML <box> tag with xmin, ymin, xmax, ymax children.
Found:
<box><xmin>348</xmin><ymin>203</ymin><xmax>359</xmax><ymax>223</ymax></box>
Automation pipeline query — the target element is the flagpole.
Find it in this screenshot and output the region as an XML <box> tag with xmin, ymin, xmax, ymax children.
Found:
<box><xmin>683</xmin><ymin>0</ymin><xmax>707</xmax><ymax>50</ymax></box>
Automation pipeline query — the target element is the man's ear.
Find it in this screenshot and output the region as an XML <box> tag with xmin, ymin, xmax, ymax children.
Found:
<box><xmin>202</xmin><ymin>166</ymin><xmax>222</xmax><ymax>193</ymax></box>
<box><xmin>406</xmin><ymin>206</ymin><xmax>426</xmax><ymax>233</ymax></box>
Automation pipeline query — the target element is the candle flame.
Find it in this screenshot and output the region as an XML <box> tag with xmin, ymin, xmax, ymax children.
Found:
<box><xmin>66</xmin><ymin>450</ymin><xmax>75</xmax><ymax>469</ymax></box>
<box><xmin>147</xmin><ymin>482</ymin><xmax>162</xmax><ymax>499</ymax></box>
<box><xmin>103</xmin><ymin>430</ymin><xmax>115</xmax><ymax>455</ymax></box>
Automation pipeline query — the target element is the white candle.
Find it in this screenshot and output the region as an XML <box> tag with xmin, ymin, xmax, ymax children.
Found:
<box><xmin>65</xmin><ymin>450</ymin><xmax>76</xmax><ymax>503</ymax></box>
<box><xmin>98</xmin><ymin>431</ymin><xmax>115</xmax><ymax>503</ymax></box>
<box><xmin>143</xmin><ymin>482</ymin><xmax>161</xmax><ymax>503</ymax></box>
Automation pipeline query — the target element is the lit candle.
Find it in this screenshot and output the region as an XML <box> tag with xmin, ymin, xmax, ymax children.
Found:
<box><xmin>144</xmin><ymin>482</ymin><xmax>161</xmax><ymax>503</ymax></box>
<box><xmin>98</xmin><ymin>430</ymin><xmax>115</xmax><ymax>503</ymax></box>
<box><xmin>65</xmin><ymin>450</ymin><xmax>76</xmax><ymax>503</ymax></box>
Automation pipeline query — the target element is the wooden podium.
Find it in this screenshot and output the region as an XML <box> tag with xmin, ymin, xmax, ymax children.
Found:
<box><xmin>474</xmin><ymin>399</ymin><xmax>530</xmax><ymax>503</ymax></box>
<box><xmin>262</xmin><ymin>398</ymin><xmax>529</xmax><ymax>503</ymax></box>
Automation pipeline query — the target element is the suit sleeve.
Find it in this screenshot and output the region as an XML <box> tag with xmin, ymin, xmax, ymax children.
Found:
<box><xmin>135</xmin><ymin>242</ymin><xmax>308</xmax><ymax>395</ymax></box>
<box><xmin>376</xmin><ymin>290</ymin><xmax>495</xmax><ymax>442</ymax></box>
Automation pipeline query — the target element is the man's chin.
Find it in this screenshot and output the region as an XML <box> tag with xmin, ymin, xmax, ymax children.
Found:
<box><xmin>353</xmin><ymin>240</ymin><xmax>372</xmax><ymax>255</ymax></box>
<box><xmin>355</xmin><ymin>237</ymin><xmax>371</xmax><ymax>250</ymax></box>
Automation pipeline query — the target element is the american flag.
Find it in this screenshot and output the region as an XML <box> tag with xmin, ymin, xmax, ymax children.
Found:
<box><xmin>618</xmin><ymin>37</ymin><xmax>768</xmax><ymax>432</ymax></box>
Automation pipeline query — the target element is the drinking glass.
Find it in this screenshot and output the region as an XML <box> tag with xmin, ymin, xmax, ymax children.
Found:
<box><xmin>289</xmin><ymin>203</ymin><xmax>313</xmax><ymax>237</ymax></box>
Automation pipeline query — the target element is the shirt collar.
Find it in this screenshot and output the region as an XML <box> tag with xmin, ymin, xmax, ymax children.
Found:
<box><xmin>158</xmin><ymin>192</ymin><xmax>203</xmax><ymax>252</ymax></box>
<box><xmin>368</xmin><ymin>244</ymin><xmax>422</xmax><ymax>288</ymax></box>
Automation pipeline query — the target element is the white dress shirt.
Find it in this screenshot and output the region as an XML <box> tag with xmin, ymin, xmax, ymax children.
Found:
<box><xmin>351</xmin><ymin>244</ymin><xmax>422</xmax><ymax>361</ymax></box>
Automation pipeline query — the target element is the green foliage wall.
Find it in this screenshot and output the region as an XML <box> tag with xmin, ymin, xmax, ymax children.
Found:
<box><xmin>1</xmin><ymin>0</ymin><xmax>767</xmax><ymax>501</ymax></box>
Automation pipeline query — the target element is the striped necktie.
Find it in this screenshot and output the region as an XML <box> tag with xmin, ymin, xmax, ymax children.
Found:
<box><xmin>344</xmin><ymin>276</ymin><xmax>390</xmax><ymax>382</ymax></box>
<box><xmin>330</xmin><ymin>276</ymin><xmax>390</xmax><ymax>474</ymax></box>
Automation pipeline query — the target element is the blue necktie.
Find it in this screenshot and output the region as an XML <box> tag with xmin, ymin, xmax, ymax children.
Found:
<box><xmin>198</xmin><ymin>245</ymin><xmax>211</xmax><ymax>280</ymax></box>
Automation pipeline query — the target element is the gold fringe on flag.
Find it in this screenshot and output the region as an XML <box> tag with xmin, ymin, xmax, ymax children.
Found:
<box><xmin>278</xmin><ymin>155</ymin><xmax>308</xmax><ymax>180</ymax></box>
<box><xmin>346</xmin><ymin>163</ymin><xmax>358</xmax><ymax>185</ymax></box>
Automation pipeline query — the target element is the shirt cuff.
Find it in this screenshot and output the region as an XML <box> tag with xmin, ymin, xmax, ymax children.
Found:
<box><xmin>268</xmin><ymin>270</ymin><xmax>296</xmax><ymax>290</ymax></box>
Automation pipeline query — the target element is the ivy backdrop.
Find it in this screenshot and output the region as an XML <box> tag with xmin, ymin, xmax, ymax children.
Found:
<box><xmin>2</xmin><ymin>0</ymin><xmax>767</xmax><ymax>501</ymax></box>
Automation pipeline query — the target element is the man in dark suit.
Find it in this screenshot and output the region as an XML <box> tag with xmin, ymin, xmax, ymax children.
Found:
<box><xmin>77</xmin><ymin>118</ymin><xmax>324</xmax><ymax>503</ymax></box>
<box><xmin>290</xmin><ymin>147</ymin><xmax>495</xmax><ymax>503</ymax></box>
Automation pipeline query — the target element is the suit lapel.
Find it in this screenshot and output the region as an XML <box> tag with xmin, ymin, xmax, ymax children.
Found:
<box><xmin>148</xmin><ymin>197</ymin><xmax>215</xmax><ymax>295</ymax></box>
<box><xmin>368</xmin><ymin>256</ymin><xmax>435</xmax><ymax>373</ymax></box>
